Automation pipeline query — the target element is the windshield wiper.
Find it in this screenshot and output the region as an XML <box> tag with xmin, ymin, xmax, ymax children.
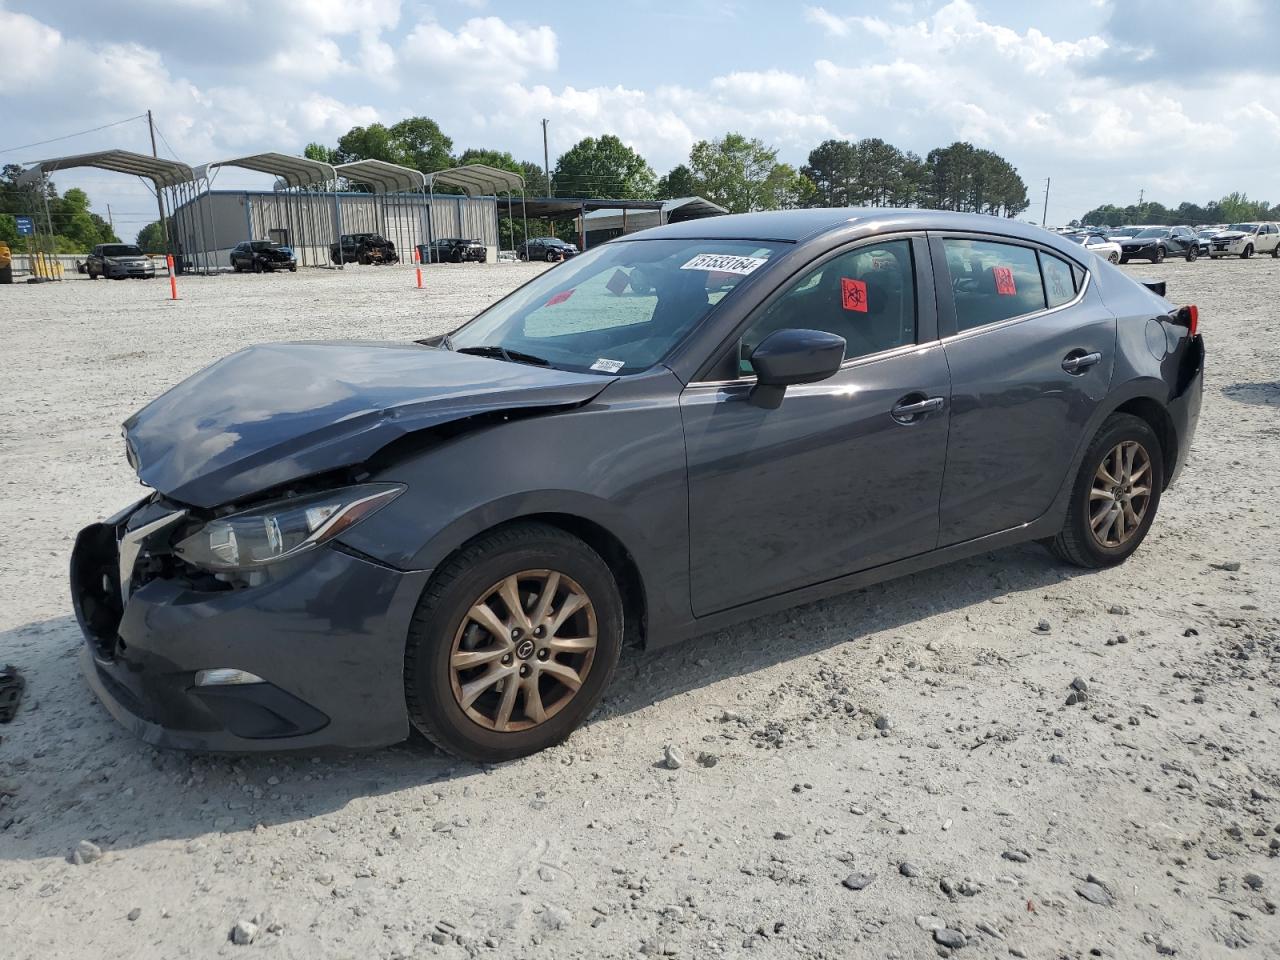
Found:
<box><xmin>455</xmin><ymin>345</ymin><xmax>551</xmax><ymax>367</ymax></box>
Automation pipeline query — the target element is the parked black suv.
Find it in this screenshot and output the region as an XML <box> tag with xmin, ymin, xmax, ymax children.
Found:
<box><xmin>517</xmin><ymin>237</ymin><xmax>578</xmax><ymax>262</ymax></box>
<box><xmin>230</xmin><ymin>240</ymin><xmax>297</xmax><ymax>273</ymax></box>
<box><xmin>1117</xmin><ymin>226</ymin><xmax>1199</xmax><ymax>263</ymax></box>
<box><xmin>420</xmin><ymin>238</ymin><xmax>486</xmax><ymax>263</ymax></box>
<box><xmin>330</xmin><ymin>233</ymin><xmax>399</xmax><ymax>265</ymax></box>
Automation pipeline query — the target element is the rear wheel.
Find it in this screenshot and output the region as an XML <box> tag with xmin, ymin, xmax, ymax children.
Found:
<box><xmin>1108</xmin><ymin>251</ymin><xmax>1120</xmax><ymax>264</ymax></box>
<box><xmin>1046</xmin><ymin>413</ymin><xmax>1163</xmax><ymax>569</ymax></box>
<box><xmin>404</xmin><ymin>523</ymin><xmax>623</xmax><ymax>763</ymax></box>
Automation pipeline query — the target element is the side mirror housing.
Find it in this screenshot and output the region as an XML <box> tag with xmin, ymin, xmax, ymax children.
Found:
<box><xmin>748</xmin><ymin>328</ymin><xmax>846</xmax><ymax>409</ymax></box>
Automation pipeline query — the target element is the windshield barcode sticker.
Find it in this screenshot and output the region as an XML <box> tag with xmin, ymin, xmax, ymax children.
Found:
<box><xmin>680</xmin><ymin>254</ymin><xmax>768</xmax><ymax>276</ymax></box>
<box><xmin>590</xmin><ymin>358</ymin><xmax>625</xmax><ymax>373</ymax></box>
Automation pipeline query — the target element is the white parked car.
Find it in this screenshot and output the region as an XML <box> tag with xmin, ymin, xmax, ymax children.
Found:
<box><xmin>1207</xmin><ymin>222</ymin><xmax>1280</xmax><ymax>259</ymax></box>
<box><xmin>1066</xmin><ymin>232</ymin><xmax>1122</xmax><ymax>264</ymax></box>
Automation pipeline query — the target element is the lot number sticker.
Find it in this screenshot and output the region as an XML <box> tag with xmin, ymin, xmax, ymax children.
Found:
<box><xmin>590</xmin><ymin>358</ymin><xmax>625</xmax><ymax>373</ymax></box>
<box><xmin>680</xmin><ymin>253</ymin><xmax>768</xmax><ymax>276</ymax></box>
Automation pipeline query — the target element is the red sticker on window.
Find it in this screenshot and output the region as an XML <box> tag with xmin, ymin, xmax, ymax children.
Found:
<box><xmin>545</xmin><ymin>289</ymin><xmax>575</xmax><ymax>306</ymax></box>
<box><xmin>993</xmin><ymin>266</ymin><xmax>1016</xmax><ymax>296</ymax></box>
<box><xmin>605</xmin><ymin>270</ymin><xmax>630</xmax><ymax>295</ymax></box>
<box><xmin>841</xmin><ymin>277</ymin><xmax>868</xmax><ymax>313</ymax></box>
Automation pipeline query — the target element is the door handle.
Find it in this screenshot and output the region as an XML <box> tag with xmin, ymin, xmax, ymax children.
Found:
<box><xmin>891</xmin><ymin>396</ymin><xmax>944</xmax><ymax>423</ymax></box>
<box><xmin>1061</xmin><ymin>351</ymin><xmax>1102</xmax><ymax>374</ymax></box>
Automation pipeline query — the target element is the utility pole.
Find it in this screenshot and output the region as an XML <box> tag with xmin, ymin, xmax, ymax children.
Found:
<box><xmin>147</xmin><ymin>109</ymin><xmax>170</xmax><ymax>255</ymax></box>
<box><xmin>541</xmin><ymin>118</ymin><xmax>551</xmax><ymax>196</ymax></box>
<box><xmin>106</xmin><ymin>204</ymin><xmax>114</xmax><ymax>230</ymax></box>
<box><xmin>1138</xmin><ymin>188</ymin><xmax>1144</xmax><ymax>206</ymax></box>
<box><xmin>1041</xmin><ymin>177</ymin><xmax>1051</xmax><ymax>227</ymax></box>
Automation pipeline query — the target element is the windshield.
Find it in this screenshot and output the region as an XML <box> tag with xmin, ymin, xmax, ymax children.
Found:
<box><xmin>449</xmin><ymin>238</ymin><xmax>786</xmax><ymax>375</ymax></box>
<box><xmin>1108</xmin><ymin>228</ymin><xmax>1139</xmax><ymax>238</ymax></box>
<box><xmin>1227</xmin><ymin>223</ymin><xmax>1258</xmax><ymax>232</ymax></box>
<box><xmin>1132</xmin><ymin>228</ymin><xmax>1167</xmax><ymax>239</ymax></box>
<box><xmin>249</xmin><ymin>241</ymin><xmax>276</xmax><ymax>251</ymax></box>
<box><xmin>101</xmin><ymin>244</ymin><xmax>142</xmax><ymax>256</ymax></box>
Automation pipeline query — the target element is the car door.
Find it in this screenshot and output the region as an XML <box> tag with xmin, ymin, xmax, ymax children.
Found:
<box><xmin>932</xmin><ymin>235</ymin><xmax>1116</xmax><ymax>546</ymax></box>
<box><xmin>680</xmin><ymin>235</ymin><xmax>951</xmax><ymax>616</ymax></box>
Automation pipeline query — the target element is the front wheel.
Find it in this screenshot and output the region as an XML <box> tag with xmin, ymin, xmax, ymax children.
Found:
<box><xmin>1185</xmin><ymin>245</ymin><xmax>1198</xmax><ymax>262</ymax></box>
<box><xmin>1152</xmin><ymin>246</ymin><xmax>1165</xmax><ymax>264</ymax></box>
<box><xmin>1119</xmin><ymin>254</ymin><xmax>1129</xmax><ymax>264</ymax></box>
<box><xmin>404</xmin><ymin>523</ymin><xmax>623</xmax><ymax>763</ymax></box>
<box><xmin>1046</xmin><ymin>413</ymin><xmax>1164</xmax><ymax>569</ymax></box>
<box><xmin>1241</xmin><ymin>245</ymin><xmax>1253</xmax><ymax>260</ymax></box>
<box><xmin>1108</xmin><ymin>251</ymin><xmax>1120</xmax><ymax>264</ymax></box>
<box><xmin>1271</xmin><ymin>244</ymin><xmax>1279</xmax><ymax>258</ymax></box>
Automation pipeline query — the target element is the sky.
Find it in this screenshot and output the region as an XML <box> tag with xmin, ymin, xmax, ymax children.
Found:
<box><xmin>2</xmin><ymin>0</ymin><xmax>1278</xmax><ymax>240</ymax></box>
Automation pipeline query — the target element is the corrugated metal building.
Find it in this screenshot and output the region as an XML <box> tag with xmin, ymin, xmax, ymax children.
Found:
<box><xmin>171</xmin><ymin>189</ymin><xmax>501</xmax><ymax>268</ymax></box>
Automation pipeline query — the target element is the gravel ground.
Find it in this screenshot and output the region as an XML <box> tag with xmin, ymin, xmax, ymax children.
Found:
<box><xmin>1</xmin><ymin>258</ymin><xmax>1277</xmax><ymax>959</ymax></box>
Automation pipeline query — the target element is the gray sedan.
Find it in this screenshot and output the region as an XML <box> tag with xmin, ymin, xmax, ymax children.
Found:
<box><xmin>71</xmin><ymin>209</ymin><xmax>1204</xmax><ymax>762</ymax></box>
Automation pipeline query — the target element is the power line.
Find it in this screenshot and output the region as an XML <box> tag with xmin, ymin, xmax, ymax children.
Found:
<box><xmin>150</xmin><ymin>120</ymin><xmax>182</xmax><ymax>162</ymax></box>
<box><xmin>0</xmin><ymin>113</ymin><xmax>148</xmax><ymax>156</ymax></box>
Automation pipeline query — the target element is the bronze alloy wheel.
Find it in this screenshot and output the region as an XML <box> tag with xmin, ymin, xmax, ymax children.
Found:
<box><xmin>448</xmin><ymin>570</ymin><xmax>598</xmax><ymax>733</ymax></box>
<box><xmin>1089</xmin><ymin>440</ymin><xmax>1153</xmax><ymax>548</ymax></box>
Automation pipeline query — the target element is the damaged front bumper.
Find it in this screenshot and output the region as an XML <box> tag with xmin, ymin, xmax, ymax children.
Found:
<box><xmin>70</xmin><ymin>496</ymin><xmax>429</xmax><ymax>751</ymax></box>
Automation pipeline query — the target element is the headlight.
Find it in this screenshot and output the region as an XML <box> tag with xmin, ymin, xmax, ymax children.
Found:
<box><xmin>173</xmin><ymin>483</ymin><xmax>403</xmax><ymax>572</ymax></box>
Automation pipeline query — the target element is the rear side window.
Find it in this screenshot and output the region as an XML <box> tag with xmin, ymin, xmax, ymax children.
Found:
<box><xmin>942</xmin><ymin>239</ymin><xmax>1046</xmax><ymax>331</ymax></box>
<box><xmin>1040</xmin><ymin>251</ymin><xmax>1076</xmax><ymax>308</ymax></box>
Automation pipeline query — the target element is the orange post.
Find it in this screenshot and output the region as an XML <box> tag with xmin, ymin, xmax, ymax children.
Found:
<box><xmin>167</xmin><ymin>255</ymin><xmax>178</xmax><ymax>300</ymax></box>
<box><xmin>412</xmin><ymin>245</ymin><xmax>420</xmax><ymax>263</ymax></box>
<box><xmin>415</xmin><ymin>266</ymin><xmax>423</xmax><ymax>289</ymax></box>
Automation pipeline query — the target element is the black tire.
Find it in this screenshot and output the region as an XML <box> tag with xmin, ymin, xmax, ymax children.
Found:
<box><xmin>289</xmin><ymin>265</ymin><xmax>297</xmax><ymax>272</ymax></box>
<box><xmin>1185</xmin><ymin>245</ymin><xmax>1198</xmax><ymax>262</ymax></box>
<box><xmin>404</xmin><ymin>523</ymin><xmax>623</xmax><ymax>763</ymax></box>
<box><xmin>252</xmin><ymin>259</ymin><xmax>263</xmax><ymax>274</ymax></box>
<box><xmin>90</xmin><ymin>270</ymin><xmax>98</xmax><ymax>280</ymax></box>
<box><xmin>1108</xmin><ymin>251</ymin><xmax>1120</xmax><ymax>264</ymax></box>
<box><xmin>1119</xmin><ymin>254</ymin><xmax>1129</xmax><ymax>264</ymax></box>
<box><xmin>1241</xmin><ymin>244</ymin><xmax>1253</xmax><ymax>260</ymax></box>
<box><xmin>1152</xmin><ymin>246</ymin><xmax>1165</xmax><ymax>264</ymax></box>
<box><xmin>1271</xmin><ymin>244</ymin><xmax>1279</xmax><ymax>258</ymax></box>
<box><xmin>1046</xmin><ymin>413</ymin><xmax>1164</xmax><ymax>569</ymax></box>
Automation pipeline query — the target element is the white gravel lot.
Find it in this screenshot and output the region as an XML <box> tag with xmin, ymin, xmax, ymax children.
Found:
<box><xmin>0</xmin><ymin>257</ymin><xmax>1277</xmax><ymax>959</ymax></box>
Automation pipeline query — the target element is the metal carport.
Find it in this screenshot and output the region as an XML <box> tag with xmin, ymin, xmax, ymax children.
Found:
<box><xmin>194</xmin><ymin>152</ymin><xmax>342</xmax><ymax>269</ymax></box>
<box><xmin>17</xmin><ymin>149</ymin><xmax>207</xmax><ymax>271</ymax></box>
<box><xmin>426</xmin><ymin>164</ymin><xmax>527</xmax><ymax>254</ymax></box>
<box><xmin>335</xmin><ymin>160</ymin><xmax>428</xmax><ymax>263</ymax></box>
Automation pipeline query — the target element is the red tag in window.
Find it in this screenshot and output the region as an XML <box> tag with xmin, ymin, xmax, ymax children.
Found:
<box><xmin>993</xmin><ymin>266</ymin><xmax>1016</xmax><ymax>296</ymax></box>
<box><xmin>605</xmin><ymin>270</ymin><xmax>630</xmax><ymax>295</ymax></box>
<box><xmin>841</xmin><ymin>277</ymin><xmax>868</xmax><ymax>312</ymax></box>
<box><xmin>545</xmin><ymin>289</ymin><xmax>575</xmax><ymax>306</ymax></box>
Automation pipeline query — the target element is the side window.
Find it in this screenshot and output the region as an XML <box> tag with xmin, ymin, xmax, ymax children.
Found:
<box><xmin>1040</xmin><ymin>251</ymin><xmax>1076</xmax><ymax>308</ymax></box>
<box><xmin>738</xmin><ymin>239</ymin><xmax>917</xmax><ymax>373</ymax></box>
<box><xmin>942</xmin><ymin>238</ymin><xmax>1046</xmax><ymax>331</ymax></box>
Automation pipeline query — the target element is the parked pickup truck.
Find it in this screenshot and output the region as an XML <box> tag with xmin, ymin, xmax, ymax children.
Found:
<box><xmin>329</xmin><ymin>233</ymin><xmax>399</xmax><ymax>265</ymax></box>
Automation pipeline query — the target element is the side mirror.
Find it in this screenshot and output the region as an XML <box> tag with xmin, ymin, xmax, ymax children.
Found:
<box><xmin>748</xmin><ymin>328</ymin><xmax>846</xmax><ymax>409</ymax></box>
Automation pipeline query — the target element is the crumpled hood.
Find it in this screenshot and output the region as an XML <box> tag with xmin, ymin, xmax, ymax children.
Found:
<box><xmin>123</xmin><ymin>341</ymin><xmax>615</xmax><ymax>508</ymax></box>
<box><xmin>1214</xmin><ymin>231</ymin><xmax>1246</xmax><ymax>241</ymax></box>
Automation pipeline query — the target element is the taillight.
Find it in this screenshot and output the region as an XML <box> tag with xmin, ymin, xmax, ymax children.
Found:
<box><xmin>1175</xmin><ymin>304</ymin><xmax>1198</xmax><ymax>337</ymax></box>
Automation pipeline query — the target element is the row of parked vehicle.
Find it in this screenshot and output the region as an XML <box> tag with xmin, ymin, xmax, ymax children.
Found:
<box><xmin>1064</xmin><ymin>223</ymin><xmax>1280</xmax><ymax>264</ymax></box>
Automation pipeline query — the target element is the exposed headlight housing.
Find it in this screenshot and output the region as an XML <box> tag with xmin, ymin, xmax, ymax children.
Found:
<box><xmin>174</xmin><ymin>483</ymin><xmax>403</xmax><ymax>572</ymax></box>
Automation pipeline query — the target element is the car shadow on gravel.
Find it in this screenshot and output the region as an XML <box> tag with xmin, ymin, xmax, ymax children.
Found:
<box><xmin>1221</xmin><ymin>381</ymin><xmax>1280</xmax><ymax>406</ymax></box>
<box><xmin>0</xmin><ymin>542</ymin><xmax>1084</xmax><ymax>859</ymax></box>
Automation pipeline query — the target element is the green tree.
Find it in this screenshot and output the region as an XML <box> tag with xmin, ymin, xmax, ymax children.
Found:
<box><xmin>689</xmin><ymin>133</ymin><xmax>800</xmax><ymax>213</ymax></box>
<box><xmin>520</xmin><ymin>161</ymin><xmax>550</xmax><ymax>197</ymax></box>
<box><xmin>801</xmin><ymin>139</ymin><xmax>860</xmax><ymax>206</ymax></box>
<box><xmin>656</xmin><ymin>163</ymin><xmax>700</xmax><ymax>200</ymax></box>
<box><xmin>0</xmin><ymin>212</ymin><xmax>17</xmax><ymax>244</ymax></box>
<box><xmin>303</xmin><ymin>142</ymin><xmax>336</xmax><ymax>164</ymax></box>
<box><xmin>135</xmin><ymin>220</ymin><xmax>167</xmax><ymax>253</ymax></box>
<box><xmin>552</xmin><ymin>135</ymin><xmax>656</xmax><ymax>199</ymax></box>
<box><xmin>388</xmin><ymin>117</ymin><xmax>454</xmax><ymax>174</ymax></box>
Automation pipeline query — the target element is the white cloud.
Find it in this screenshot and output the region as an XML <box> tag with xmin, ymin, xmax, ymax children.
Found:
<box><xmin>401</xmin><ymin>16</ymin><xmax>557</xmax><ymax>80</ymax></box>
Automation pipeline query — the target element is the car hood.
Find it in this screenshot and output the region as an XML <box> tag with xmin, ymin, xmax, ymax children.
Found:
<box><xmin>123</xmin><ymin>342</ymin><xmax>615</xmax><ymax>508</ymax></box>
<box><xmin>106</xmin><ymin>255</ymin><xmax>149</xmax><ymax>263</ymax></box>
<box><xmin>1214</xmin><ymin>231</ymin><xmax>1246</xmax><ymax>240</ymax></box>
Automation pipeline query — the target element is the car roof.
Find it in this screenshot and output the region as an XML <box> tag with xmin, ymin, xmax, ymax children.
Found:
<box><xmin>629</xmin><ymin>207</ymin><xmax>1084</xmax><ymax>247</ymax></box>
